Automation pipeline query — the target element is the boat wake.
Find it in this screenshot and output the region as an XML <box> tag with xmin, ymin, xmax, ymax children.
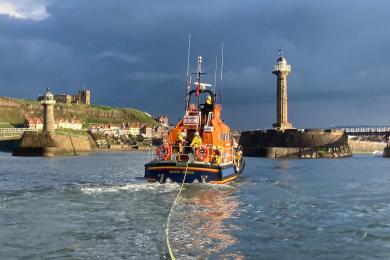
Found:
<box><xmin>185</xmin><ymin>182</ymin><xmax>236</xmax><ymax>191</ymax></box>
<box><xmin>372</xmin><ymin>150</ymin><xmax>383</xmax><ymax>156</ymax></box>
<box><xmin>80</xmin><ymin>182</ymin><xmax>180</xmax><ymax>194</ymax></box>
<box><xmin>80</xmin><ymin>182</ymin><xmax>235</xmax><ymax>195</ymax></box>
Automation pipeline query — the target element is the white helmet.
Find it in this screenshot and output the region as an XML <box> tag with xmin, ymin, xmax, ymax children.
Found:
<box><xmin>194</xmin><ymin>131</ymin><xmax>199</xmax><ymax>136</ymax></box>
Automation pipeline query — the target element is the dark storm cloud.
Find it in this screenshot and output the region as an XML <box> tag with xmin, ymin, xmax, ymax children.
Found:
<box><xmin>1</xmin><ymin>0</ymin><xmax>390</xmax><ymax>129</ymax></box>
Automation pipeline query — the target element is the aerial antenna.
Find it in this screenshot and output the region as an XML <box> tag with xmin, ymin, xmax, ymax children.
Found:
<box><xmin>214</xmin><ymin>56</ymin><xmax>218</xmax><ymax>96</ymax></box>
<box><xmin>184</xmin><ymin>34</ymin><xmax>191</xmax><ymax>111</ymax></box>
<box><xmin>196</xmin><ymin>56</ymin><xmax>202</xmax><ymax>109</ymax></box>
<box><xmin>278</xmin><ymin>49</ymin><xmax>283</xmax><ymax>57</ymax></box>
<box><xmin>220</xmin><ymin>43</ymin><xmax>224</xmax><ymax>105</ymax></box>
<box><xmin>186</xmin><ymin>35</ymin><xmax>191</xmax><ymax>80</ymax></box>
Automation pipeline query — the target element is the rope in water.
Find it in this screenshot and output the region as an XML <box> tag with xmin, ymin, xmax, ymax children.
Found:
<box><xmin>165</xmin><ymin>161</ymin><xmax>190</xmax><ymax>260</ymax></box>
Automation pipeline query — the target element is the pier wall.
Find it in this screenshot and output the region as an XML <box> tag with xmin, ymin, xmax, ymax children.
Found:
<box><xmin>348</xmin><ymin>140</ymin><xmax>386</xmax><ymax>154</ymax></box>
<box><xmin>382</xmin><ymin>139</ymin><xmax>390</xmax><ymax>157</ymax></box>
<box><xmin>13</xmin><ymin>132</ymin><xmax>92</xmax><ymax>156</ymax></box>
<box><xmin>239</xmin><ymin>129</ymin><xmax>352</xmax><ymax>158</ymax></box>
<box><xmin>0</xmin><ymin>138</ymin><xmax>20</xmax><ymax>152</ymax></box>
<box><xmin>383</xmin><ymin>147</ymin><xmax>390</xmax><ymax>157</ymax></box>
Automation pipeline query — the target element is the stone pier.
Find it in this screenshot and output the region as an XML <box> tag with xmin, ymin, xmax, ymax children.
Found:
<box><xmin>239</xmin><ymin>129</ymin><xmax>352</xmax><ymax>158</ymax></box>
<box><xmin>239</xmin><ymin>51</ymin><xmax>352</xmax><ymax>159</ymax></box>
<box><xmin>13</xmin><ymin>89</ymin><xmax>92</xmax><ymax>157</ymax></box>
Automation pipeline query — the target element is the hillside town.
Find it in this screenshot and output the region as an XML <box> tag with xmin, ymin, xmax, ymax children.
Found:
<box><xmin>1</xmin><ymin>88</ymin><xmax>171</xmax><ymax>151</ymax></box>
<box><xmin>88</xmin><ymin>117</ymin><xmax>169</xmax><ymax>139</ymax></box>
<box><xmin>25</xmin><ymin>117</ymin><xmax>83</xmax><ymax>130</ymax></box>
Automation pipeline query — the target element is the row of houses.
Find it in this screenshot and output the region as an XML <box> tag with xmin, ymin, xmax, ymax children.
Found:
<box><xmin>154</xmin><ymin>115</ymin><xmax>169</xmax><ymax>127</ymax></box>
<box><xmin>88</xmin><ymin>123</ymin><xmax>168</xmax><ymax>138</ymax></box>
<box><xmin>25</xmin><ymin>117</ymin><xmax>83</xmax><ymax>130</ymax></box>
<box><xmin>89</xmin><ymin>124</ymin><xmax>152</xmax><ymax>137</ymax></box>
<box><xmin>24</xmin><ymin>114</ymin><xmax>169</xmax><ymax>137</ymax></box>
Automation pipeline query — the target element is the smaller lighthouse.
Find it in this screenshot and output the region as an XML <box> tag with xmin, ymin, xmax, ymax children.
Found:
<box><xmin>272</xmin><ymin>51</ymin><xmax>293</xmax><ymax>130</ymax></box>
<box><xmin>41</xmin><ymin>88</ymin><xmax>56</xmax><ymax>133</ymax></box>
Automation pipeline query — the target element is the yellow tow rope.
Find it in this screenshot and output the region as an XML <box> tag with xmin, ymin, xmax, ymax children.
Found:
<box><xmin>165</xmin><ymin>161</ymin><xmax>190</xmax><ymax>260</ymax></box>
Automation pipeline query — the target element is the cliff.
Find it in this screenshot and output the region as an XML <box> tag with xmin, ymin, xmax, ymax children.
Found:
<box><xmin>0</xmin><ymin>96</ymin><xmax>158</xmax><ymax>128</ymax></box>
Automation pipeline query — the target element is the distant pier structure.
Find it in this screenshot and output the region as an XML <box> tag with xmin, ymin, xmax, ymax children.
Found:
<box><xmin>41</xmin><ymin>89</ymin><xmax>56</xmax><ymax>133</ymax></box>
<box><xmin>239</xmin><ymin>51</ymin><xmax>352</xmax><ymax>159</ymax></box>
<box><xmin>13</xmin><ymin>88</ymin><xmax>92</xmax><ymax>157</ymax></box>
<box><xmin>336</xmin><ymin>127</ymin><xmax>390</xmax><ymax>136</ymax></box>
<box><xmin>272</xmin><ymin>52</ymin><xmax>293</xmax><ymax>130</ymax></box>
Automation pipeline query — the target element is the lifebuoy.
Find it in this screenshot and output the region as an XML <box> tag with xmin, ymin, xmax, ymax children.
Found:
<box><xmin>195</xmin><ymin>145</ymin><xmax>209</xmax><ymax>161</ymax></box>
<box><xmin>157</xmin><ymin>145</ymin><xmax>171</xmax><ymax>160</ymax></box>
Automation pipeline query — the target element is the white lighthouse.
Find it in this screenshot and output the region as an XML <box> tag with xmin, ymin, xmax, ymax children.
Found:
<box><xmin>272</xmin><ymin>51</ymin><xmax>293</xmax><ymax>130</ymax></box>
<box><xmin>41</xmin><ymin>88</ymin><xmax>56</xmax><ymax>133</ymax></box>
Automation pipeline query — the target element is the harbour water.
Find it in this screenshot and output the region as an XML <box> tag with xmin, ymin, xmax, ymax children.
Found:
<box><xmin>1</xmin><ymin>152</ymin><xmax>390</xmax><ymax>259</ymax></box>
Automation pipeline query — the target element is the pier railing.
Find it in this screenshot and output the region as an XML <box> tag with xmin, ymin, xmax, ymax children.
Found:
<box><xmin>335</xmin><ymin>127</ymin><xmax>390</xmax><ymax>134</ymax></box>
<box><xmin>0</xmin><ymin>128</ymin><xmax>38</xmax><ymax>139</ymax></box>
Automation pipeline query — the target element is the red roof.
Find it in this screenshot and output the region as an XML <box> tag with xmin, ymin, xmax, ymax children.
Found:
<box><xmin>25</xmin><ymin>117</ymin><xmax>82</xmax><ymax>125</ymax></box>
<box><xmin>26</xmin><ymin>117</ymin><xmax>43</xmax><ymax>125</ymax></box>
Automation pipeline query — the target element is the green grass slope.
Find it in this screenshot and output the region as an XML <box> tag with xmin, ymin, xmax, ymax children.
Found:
<box><xmin>0</xmin><ymin>96</ymin><xmax>158</xmax><ymax>128</ymax></box>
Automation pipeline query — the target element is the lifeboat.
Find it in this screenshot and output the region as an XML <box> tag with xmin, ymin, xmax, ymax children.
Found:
<box><xmin>144</xmin><ymin>55</ymin><xmax>245</xmax><ymax>184</ymax></box>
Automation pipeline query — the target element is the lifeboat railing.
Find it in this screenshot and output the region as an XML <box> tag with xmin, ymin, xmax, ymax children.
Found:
<box><xmin>150</xmin><ymin>144</ymin><xmax>236</xmax><ymax>164</ymax></box>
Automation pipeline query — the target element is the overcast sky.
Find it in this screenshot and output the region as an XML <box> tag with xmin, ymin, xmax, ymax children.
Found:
<box><xmin>0</xmin><ymin>0</ymin><xmax>390</xmax><ymax>129</ymax></box>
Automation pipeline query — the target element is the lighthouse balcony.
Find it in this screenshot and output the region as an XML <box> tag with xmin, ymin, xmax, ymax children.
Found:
<box><xmin>273</xmin><ymin>64</ymin><xmax>291</xmax><ymax>72</ymax></box>
<box><xmin>41</xmin><ymin>100</ymin><xmax>56</xmax><ymax>105</ymax></box>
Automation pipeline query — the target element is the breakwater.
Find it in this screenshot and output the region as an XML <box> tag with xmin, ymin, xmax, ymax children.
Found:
<box><xmin>13</xmin><ymin>132</ymin><xmax>92</xmax><ymax>157</ymax></box>
<box><xmin>239</xmin><ymin>129</ymin><xmax>352</xmax><ymax>158</ymax></box>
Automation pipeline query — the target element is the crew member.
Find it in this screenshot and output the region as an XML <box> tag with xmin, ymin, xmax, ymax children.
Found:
<box><xmin>205</xmin><ymin>95</ymin><xmax>213</xmax><ymax>112</ymax></box>
<box><xmin>211</xmin><ymin>146</ymin><xmax>221</xmax><ymax>165</ymax></box>
<box><xmin>190</xmin><ymin>131</ymin><xmax>202</xmax><ymax>149</ymax></box>
<box><xmin>202</xmin><ymin>95</ymin><xmax>214</xmax><ymax>124</ymax></box>
<box><xmin>235</xmin><ymin>150</ymin><xmax>242</xmax><ymax>167</ymax></box>
<box><xmin>176</xmin><ymin>128</ymin><xmax>187</xmax><ymax>153</ymax></box>
<box><xmin>206</xmin><ymin>95</ymin><xmax>213</xmax><ymax>106</ymax></box>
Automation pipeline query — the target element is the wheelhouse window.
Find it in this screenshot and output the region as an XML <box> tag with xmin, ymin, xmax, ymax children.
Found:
<box><xmin>220</xmin><ymin>132</ymin><xmax>230</xmax><ymax>141</ymax></box>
